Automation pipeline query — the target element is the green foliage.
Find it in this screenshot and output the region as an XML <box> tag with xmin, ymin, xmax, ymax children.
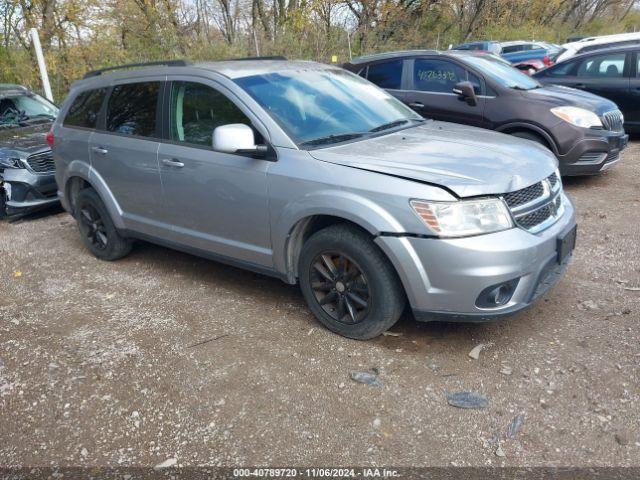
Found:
<box><xmin>0</xmin><ymin>0</ymin><xmax>637</xmax><ymax>102</ymax></box>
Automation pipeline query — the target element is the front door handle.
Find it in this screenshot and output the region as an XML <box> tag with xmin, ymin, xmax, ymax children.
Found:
<box><xmin>162</xmin><ymin>158</ymin><xmax>185</xmax><ymax>168</ymax></box>
<box><xmin>91</xmin><ymin>146</ymin><xmax>108</xmax><ymax>155</ymax></box>
<box><xmin>571</xmin><ymin>83</ymin><xmax>587</xmax><ymax>89</ymax></box>
<box><xmin>409</xmin><ymin>102</ymin><xmax>425</xmax><ymax>109</ymax></box>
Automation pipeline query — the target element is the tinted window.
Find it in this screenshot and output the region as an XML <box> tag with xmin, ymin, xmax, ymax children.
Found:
<box><xmin>106</xmin><ymin>82</ymin><xmax>160</xmax><ymax>137</ymax></box>
<box><xmin>548</xmin><ymin>60</ymin><xmax>577</xmax><ymax>76</ymax></box>
<box><xmin>169</xmin><ymin>82</ymin><xmax>250</xmax><ymax>146</ymax></box>
<box><xmin>502</xmin><ymin>45</ymin><xmax>525</xmax><ymax>54</ymax></box>
<box><xmin>413</xmin><ymin>59</ymin><xmax>481</xmax><ymax>94</ymax></box>
<box><xmin>64</xmin><ymin>89</ymin><xmax>105</xmax><ymax>128</ymax></box>
<box><xmin>577</xmin><ymin>52</ymin><xmax>626</xmax><ymax>77</ymax></box>
<box><xmin>366</xmin><ymin>61</ymin><xmax>403</xmax><ymax>89</ymax></box>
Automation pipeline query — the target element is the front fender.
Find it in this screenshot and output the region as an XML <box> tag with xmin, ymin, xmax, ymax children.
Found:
<box><xmin>496</xmin><ymin>122</ymin><xmax>559</xmax><ymax>155</ymax></box>
<box><xmin>271</xmin><ymin>189</ymin><xmax>407</xmax><ymax>279</ymax></box>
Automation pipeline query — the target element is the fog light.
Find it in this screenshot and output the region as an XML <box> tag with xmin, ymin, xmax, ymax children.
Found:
<box><xmin>476</xmin><ymin>279</ymin><xmax>519</xmax><ymax>308</ymax></box>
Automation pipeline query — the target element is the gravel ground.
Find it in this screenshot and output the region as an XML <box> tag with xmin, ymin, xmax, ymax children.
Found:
<box><xmin>0</xmin><ymin>142</ymin><xmax>638</xmax><ymax>469</ymax></box>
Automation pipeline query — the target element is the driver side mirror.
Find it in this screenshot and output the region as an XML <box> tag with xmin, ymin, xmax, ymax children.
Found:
<box><xmin>212</xmin><ymin>124</ymin><xmax>269</xmax><ymax>157</ymax></box>
<box><xmin>452</xmin><ymin>81</ymin><xmax>478</xmax><ymax>107</ymax></box>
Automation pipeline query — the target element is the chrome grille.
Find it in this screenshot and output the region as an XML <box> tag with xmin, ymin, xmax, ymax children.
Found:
<box><xmin>26</xmin><ymin>151</ymin><xmax>55</xmax><ymax>173</ymax></box>
<box><xmin>502</xmin><ymin>173</ymin><xmax>564</xmax><ymax>234</ymax></box>
<box><xmin>601</xmin><ymin>110</ymin><xmax>624</xmax><ymax>132</ymax></box>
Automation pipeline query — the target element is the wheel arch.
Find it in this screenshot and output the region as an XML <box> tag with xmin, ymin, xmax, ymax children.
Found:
<box><xmin>496</xmin><ymin>122</ymin><xmax>558</xmax><ymax>155</ymax></box>
<box><xmin>63</xmin><ymin>163</ymin><xmax>125</xmax><ymax>229</ymax></box>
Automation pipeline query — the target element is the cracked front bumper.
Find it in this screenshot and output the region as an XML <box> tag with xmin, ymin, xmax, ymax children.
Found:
<box><xmin>375</xmin><ymin>194</ymin><xmax>577</xmax><ymax>322</ymax></box>
<box><xmin>1</xmin><ymin>167</ymin><xmax>58</xmax><ymax>215</ymax></box>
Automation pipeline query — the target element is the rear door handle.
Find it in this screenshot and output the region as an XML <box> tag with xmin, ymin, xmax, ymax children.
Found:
<box><xmin>91</xmin><ymin>146</ymin><xmax>108</xmax><ymax>155</ymax></box>
<box><xmin>409</xmin><ymin>102</ymin><xmax>425</xmax><ymax>109</ymax></box>
<box><xmin>571</xmin><ymin>83</ymin><xmax>586</xmax><ymax>89</ymax></box>
<box><xmin>162</xmin><ymin>158</ymin><xmax>184</xmax><ymax>168</ymax></box>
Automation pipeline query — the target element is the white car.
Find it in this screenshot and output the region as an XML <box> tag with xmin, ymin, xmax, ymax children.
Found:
<box><xmin>556</xmin><ymin>32</ymin><xmax>640</xmax><ymax>62</ymax></box>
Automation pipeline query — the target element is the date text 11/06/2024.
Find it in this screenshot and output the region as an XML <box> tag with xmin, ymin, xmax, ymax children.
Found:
<box><xmin>233</xmin><ymin>468</ymin><xmax>401</xmax><ymax>478</ymax></box>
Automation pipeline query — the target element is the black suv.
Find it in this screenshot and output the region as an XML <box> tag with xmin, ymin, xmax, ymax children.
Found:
<box><xmin>343</xmin><ymin>50</ymin><xmax>629</xmax><ymax>175</ymax></box>
<box><xmin>0</xmin><ymin>84</ymin><xmax>59</xmax><ymax>218</ymax></box>
<box><xmin>534</xmin><ymin>45</ymin><xmax>640</xmax><ymax>133</ymax></box>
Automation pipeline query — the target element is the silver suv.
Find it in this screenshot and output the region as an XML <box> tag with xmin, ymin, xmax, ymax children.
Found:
<box><xmin>52</xmin><ymin>59</ymin><xmax>577</xmax><ymax>339</ymax></box>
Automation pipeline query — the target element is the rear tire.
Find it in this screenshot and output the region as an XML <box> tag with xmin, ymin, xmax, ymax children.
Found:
<box><xmin>299</xmin><ymin>224</ymin><xmax>406</xmax><ymax>340</ymax></box>
<box><xmin>74</xmin><ymin>188</ymin><xmax>132</xmax><ymax>261</ymax></box>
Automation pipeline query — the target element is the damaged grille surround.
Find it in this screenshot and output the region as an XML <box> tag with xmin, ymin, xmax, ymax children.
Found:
<box><xmin>25</xmin><ymin>151</ymin><xmax>55</xmax><ymax>174</ymax></box>
<box><xmin>502</xmin><ymin>172</ymin><xmax>564</xmax><ymax>234</ymax></box>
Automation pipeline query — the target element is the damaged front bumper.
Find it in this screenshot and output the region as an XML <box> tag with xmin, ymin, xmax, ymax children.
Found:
<box><xmin>1</xmin><ymin>167</ymin><xmax>59</xmax><ymax>217</ymax></box>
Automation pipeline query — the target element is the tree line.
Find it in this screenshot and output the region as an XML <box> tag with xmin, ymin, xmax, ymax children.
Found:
<box><xmin>1</xmin><ymin>0</ymin><xmax>638</xmax><ymax>101</ymax></box>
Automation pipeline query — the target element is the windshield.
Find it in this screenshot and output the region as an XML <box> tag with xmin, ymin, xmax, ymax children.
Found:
<box><xmin>234</xmin><ymin>68</ymin><xmax>422</xmax><ymax>147</ymax></box>
<box><xmin>463</xmin><ymin>56</ymin><xmax>542</xmax><ymax>90</ymax></box>
<box><xmin>0</xmin><ymin>93</ymin><xmax>59</xmax><ymax>127</ymax></box>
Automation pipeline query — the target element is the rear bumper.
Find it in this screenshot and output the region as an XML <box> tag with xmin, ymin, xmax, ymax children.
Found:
<box><xmin>375</xmin><ymin>194</ymin><xmax>576</xmax><ymax>322</ymax></box>
<box><xmin>558</xmin><ymin>129</ymin><xmax>628</xmax><ymax>175</ymax></box>
<box><xmin>1</xmin><ymin>167</ymin><xmax>58</xmax><ymax>215</ymax></box>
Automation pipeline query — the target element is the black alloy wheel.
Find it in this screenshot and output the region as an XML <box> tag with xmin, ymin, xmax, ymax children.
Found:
<box><xmin>309</xmin><ymin>252</ymin><xmax>370</xmax><ymax>324</ymax></box>
<box><xmin>74</xmin><ymin>188</ymin><xmax>132</xmax><ymax>261</ymax></box>
<box><xmin>78</xmin><ymin>204</ymin><xmax>108</xmax><ymax>251</ymax></box>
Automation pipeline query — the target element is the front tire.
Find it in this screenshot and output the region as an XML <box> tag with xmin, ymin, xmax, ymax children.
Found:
<box><xmin>74</xmin><ymin>188</ymin><xmax>132</xmax><ymax>261</ymax></box>
<box><xmin>299</xmin><ymin>224</ymin><xmax>406</xmax><ymax>340</ymax></box>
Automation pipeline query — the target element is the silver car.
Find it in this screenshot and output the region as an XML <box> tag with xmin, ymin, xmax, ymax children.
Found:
<box><xmin>52</xmin><ymin>59</ymin><xmax>577</xmax><ymax>339</ymax></box>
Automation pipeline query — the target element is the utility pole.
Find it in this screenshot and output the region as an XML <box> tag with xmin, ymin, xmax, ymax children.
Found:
<box><xmin>29</xmin><ymin>28</ymin><xmax>53</xmax><ymax>102</ymax></box>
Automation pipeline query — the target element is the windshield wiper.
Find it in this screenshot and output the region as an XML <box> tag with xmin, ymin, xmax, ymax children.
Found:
<box><xmin>369</xmin><ymin>118</ymin><xmax>424</xmax><ymax>132</ymax></box>
<box><xmin>27</xmin><ymin>113</ymin><xmax>56</xmax><ymax>120</ymax></box>
<box><xmin>510</xmin><ymin>85</ymin><xmax>540</xmax><ymax>91</ymax></box>
<box><xmin>369</xmin><ymin>119</ymin><xmax>409</xmax><ymax>132</ymax></box>
<box><xmin>299</xmin><ymin>132</ymin><xmax>366</xmax><ymax>147</ymax></box>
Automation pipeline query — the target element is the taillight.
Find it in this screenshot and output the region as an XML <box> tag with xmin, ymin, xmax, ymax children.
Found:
<box><xmin>46</xmin><ymin>131</ymin><xmax>54</xmax><ymax>148</ymax></box>
<box><xmin>543</xmin><ymin>55</ymin><xmax>552</xmax><ymax>67</ymax></box>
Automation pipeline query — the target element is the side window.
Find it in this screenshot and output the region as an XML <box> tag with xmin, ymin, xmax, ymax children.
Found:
<box><xmin>64</xmin><ymin>89</ymin><xmax>106</xmax><ymax>129</ymax></box>
<box><xmin>169</xmin><ymin>82</ymin><xmax>252</xmax><ymax>147</ymax></box>
<box><xmin>413</xmin><ymin>59</ymin><xmax>480</xmax><ymax>94</ymax></box>
<box><xmin>502</xmin><ymin>45</ymin><xmax>522</xmax><ymax>54</ymax></box>
<box><xmin>577</xmin><ymin>53</ymin><xmax>626</xmax><ymax>78</ymax></box>
<box><xmin>548</xmin><ymin>60</ymin><xmax>577</xmax><ymax>76</ymax></box>
<box><xmin>366</xmin><ymin>61</ymin><xmax>403</xmax><ymax>89</ymax></box>
<box><xmin>106</xmin><ymin>82</ymin><xmax>160</xmax><ymax>137</ymax></box>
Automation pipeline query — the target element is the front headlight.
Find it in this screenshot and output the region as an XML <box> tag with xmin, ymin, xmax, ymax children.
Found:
<box><xmin>551</xmin><ymin>106</ymin><xmax>602</xmax><ymax>128</ymax></box>
<box><xmin>0</xmin><ymin>157</ymin><xmax>24</xmax><ymax>169</ymax></box>
<box><xmin>410</xmin><ymin>198</ymin><xmax>513</xmax><ymax>237</ymax></box>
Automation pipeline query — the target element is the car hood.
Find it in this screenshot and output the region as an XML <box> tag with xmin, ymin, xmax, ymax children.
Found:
<box><xmin>0</xmin><ymin>122</ymin><xmax>51</xmax><ymax>157</ymax></box>
<box><xmin>524</xmin><ymin>84</ymin><xmax>618</xmax><ymax>115</ymax></box>
<box><xmin>308</xmin><ymin>121</ymin><xmax>557</xmax><ymax>197</ymax></box>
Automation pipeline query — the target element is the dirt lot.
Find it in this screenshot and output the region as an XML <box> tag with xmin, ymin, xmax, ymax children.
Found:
<box><xmin>1</xmin><ymin>143</ymin><xmax>638</xmax><ymax>469</ymax></box>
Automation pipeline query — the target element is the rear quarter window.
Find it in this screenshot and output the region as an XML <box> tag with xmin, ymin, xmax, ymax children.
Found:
<box><xmin>63</xmin><ymin>88</ymin><xmax>107</xmax><ymax>129</ymax></box>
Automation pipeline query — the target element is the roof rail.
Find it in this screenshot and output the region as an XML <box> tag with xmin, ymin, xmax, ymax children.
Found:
<box><xmin>83</xmin><ymin>60</ymin><xmax>192</xmax><ymax>79</ymax></box>
<box><xmin>230</xmin><ymin>56</ymin><xmax>288</xmax><ymax>61</ymax></box>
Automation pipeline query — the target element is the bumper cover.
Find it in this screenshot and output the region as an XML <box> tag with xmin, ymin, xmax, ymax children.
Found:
<box><xmin>558</xmin><ymin>128</ymin><xmax>628</xmax><ymax>175</ymax></box>
<box><xmin>375</xmin><ymin>194</ymin><xmax>577</xmax><ymax>322</ymax></box>
<box><xmin>1</xmin><ymin>167</ymin><xmax>58</xmax><ymax>216</ymax></box>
